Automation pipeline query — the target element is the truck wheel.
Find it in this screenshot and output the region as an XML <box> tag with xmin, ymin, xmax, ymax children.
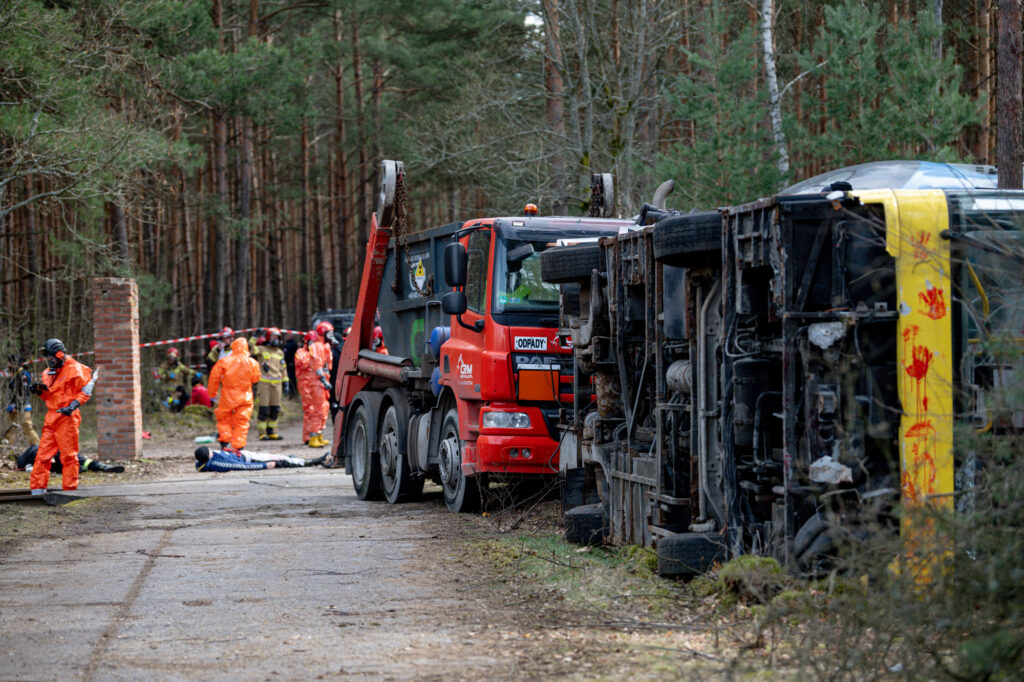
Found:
<box><xmin>378</xmin><ymin>159</ymin><xmax>401</xmax><ymax>227</ymax></box>
<box><xmin>564</xmin><ymin>503</ymin><xmax>607</xmax><ymax>544</ymax></box>
<box><xmin>539</xmin><ymin>243</ymin><xmax>603</xmax><ymax>284</ymax></box>
<box><xmin>651</xmin><ymin>212</ymin><xmax>722</xmax><ymax>268</ymax></box>
<box><xmin>438</xmin><ymin>408</ymin><xmax>480</xmax><ymax>513</ymax></box>
<box><xmin>379</xmin><ymin>405</ymin><xmax>420</xmax><ymax>504</ymax></box>
<box><xmin>795</xmin><ymin>513</ymin><xmax>835</xmax><ymax>574</ymax></box>
<box><xmin>349</xmin><ymin>402</ymin><xmax>383</xmax><ymax>500</ymax></box>
<box><xmin>656</xmin><ymin>532</ymin><xmax>727</xmax><ymax>578</ymax></box>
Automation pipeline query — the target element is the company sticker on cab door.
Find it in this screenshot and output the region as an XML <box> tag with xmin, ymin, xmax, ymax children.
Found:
<box><xmin>514</xmin><ymin>336</ymin><xmax>547</xmax><ymax>351</ymax></box>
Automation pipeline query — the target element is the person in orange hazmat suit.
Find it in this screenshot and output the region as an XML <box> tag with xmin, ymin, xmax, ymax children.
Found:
<box><xmin>295</xmin><ymin>331</ymin><xmax>330</xmax><ymax>448</ymax></box>
<box><xmin>207</xmin><ymin>337</ymin><xmax>261</xmax><ymax>449</ymax></box>
<box><xmin>29</xmin><ymin>339</ymin><xmax>96</xmax><ymax>494</ymax></box>
<box><xmin>311</xmin><ymin>322</ymin><xmax>335</xmax><ymax>445</ymax></box>
<box><xmin>312</xmin><ymin>321</ymin><xmax>335</xmax><ymax>374</ymax></box>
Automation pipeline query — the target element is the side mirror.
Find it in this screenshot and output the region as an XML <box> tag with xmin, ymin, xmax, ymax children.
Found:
<box><xmin>506</xmin><ymin>243</ymin><xmax>534</xmax><ymax>272</ymax></box>
<box><xmin>444</xmin><ymin>242</ymin><xmax>468</xmax><ymax>287</ymax></box>
<box><xmin>442</xmin><ymin>290</ymin><xmax>468</xmax><ymax>315</ymax></box>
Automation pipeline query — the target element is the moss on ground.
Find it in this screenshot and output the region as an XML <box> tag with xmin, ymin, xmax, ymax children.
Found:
<box><xmin>473</xmin><ymin>533</ymin><xmax>689</xmax><ymax>619</ymax></box>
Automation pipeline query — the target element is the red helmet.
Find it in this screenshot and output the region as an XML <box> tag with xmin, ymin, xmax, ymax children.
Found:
<box><xmin>266</xmin><ymin>327</ymin><xmax>281</xmax><ymax>337</ymax></box>
<box><xmin>220</xmin><ymin>326</ymin><xmax>234</xmax><ymax>339</ymax></box>
<box><xmin>166</xmin><ymin>347</ymin><xmax>179</xmax><ymax>358</ymax></box>
<box><xmin>304</xmin><ymin>330</ymin><xmax>318</xmax><ymax>343</ymax></box>
<box><xmin>209</xmin><ymin>340</ymin><xmax>218</xmax><ymax>350</ymax></box>
<box><xmin>315</xmin><ymin>321</ymin><xmax>334</xmax><ymax>337</ymax></box>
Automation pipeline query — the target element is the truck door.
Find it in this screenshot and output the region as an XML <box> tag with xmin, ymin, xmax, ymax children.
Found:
<box><xmin>446</xmin><ymin>227</ymin><xmax>491</xmax><ymax>403</ymax></box>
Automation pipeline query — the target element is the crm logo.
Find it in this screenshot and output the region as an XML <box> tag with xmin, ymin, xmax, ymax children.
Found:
<box><xmin>456</xmin><ymin>354</ymin><xmax>473</xmax><ymax>377</ymax></box>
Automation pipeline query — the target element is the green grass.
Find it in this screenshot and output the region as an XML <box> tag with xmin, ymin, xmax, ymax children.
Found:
<box><xmin>474</xmin><ymin>533</ymin><xmax>687</xmax><ymax>618</ymax></box>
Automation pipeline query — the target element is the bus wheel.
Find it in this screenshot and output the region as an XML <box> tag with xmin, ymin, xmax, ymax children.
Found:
<box><xmin>438</xmin><ymin>408</ymin><xmax>480</xmax><ymax>513</ymax></box>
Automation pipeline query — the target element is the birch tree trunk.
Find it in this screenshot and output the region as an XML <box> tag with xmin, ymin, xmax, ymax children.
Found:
<box><xmin>761</xmin><ymin>0</ymin><xmax>790</xmax><ymax>178</ymax></box>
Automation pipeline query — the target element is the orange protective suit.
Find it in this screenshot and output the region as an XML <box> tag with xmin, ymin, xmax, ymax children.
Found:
<box><xmin>295</xmin><ymin>345</ymin><xmax>329</xmax><ymax>442</ymax></box>
<box><xmin>208</xmin><ymin>337</ymin><xmax>261</xmax><ymax>449</ymax></box>
<box><xmin>30</xmin><ymin>356</ymin><xmax>93</xmax><ymax>491</ymax></box>
<box><xmin>311</xmin><ymin>339</ymin><xmax>333</xmax><ymax>375</ymax></box>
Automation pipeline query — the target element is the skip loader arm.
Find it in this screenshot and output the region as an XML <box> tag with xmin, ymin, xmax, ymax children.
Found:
<box><xmin>331</xmin><ymin>161</ymin><xmax>403</xmax><ymax>460</ymax></box>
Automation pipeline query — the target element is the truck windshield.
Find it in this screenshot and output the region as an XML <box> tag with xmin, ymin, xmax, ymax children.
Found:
<box><xmin>492</xmin><ymin>237</ymin><xmax>562</xmax><ymax>315</ymax></box>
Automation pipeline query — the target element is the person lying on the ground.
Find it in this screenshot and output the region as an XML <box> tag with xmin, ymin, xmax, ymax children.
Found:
<box><xmin>16</xmin><ymin>445</ymin><xmax>124</xmax><ymax>474</ymax></box>
<box><xmin>194</xmin><ymin>446</ymin><xmax>327</xmax><ymax>472</ymax></box>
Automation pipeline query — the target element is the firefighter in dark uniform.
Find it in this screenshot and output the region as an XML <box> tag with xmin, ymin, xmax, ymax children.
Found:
<box><xmin>3</xmin><ymin>354</ymin><xmax>40</xmax><ymax>446</ymax></box>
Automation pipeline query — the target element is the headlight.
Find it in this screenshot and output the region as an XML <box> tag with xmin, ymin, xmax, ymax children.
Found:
<box><xmin>482</xmin><ymin>411</ymin><xmax>531</xmax><ymax>429</ymax></box>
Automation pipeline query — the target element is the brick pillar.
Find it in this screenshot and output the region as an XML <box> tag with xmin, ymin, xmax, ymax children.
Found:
<box><xmin>92</xmin><ymin>278</ymin><xmax>142</xmax><ymax>460</ymax></box>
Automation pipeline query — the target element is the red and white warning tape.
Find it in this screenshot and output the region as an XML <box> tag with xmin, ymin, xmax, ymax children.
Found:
<box><xmin>137</xmin><ymin>327</ymin><xmax>305</xmax><ymax>349</ymax></box>
<box><xmin>9</xmin><ymin>327</ymin><xmax>307</xmax><ymax>369</ymax></box>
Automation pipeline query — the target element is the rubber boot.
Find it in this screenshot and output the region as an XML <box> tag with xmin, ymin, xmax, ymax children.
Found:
<box><xmin>307</xmin><ymin>433</ymin><xmax>321</xmax><ymax>448</ymax></box>
<box><xmin>94</xmin><ymin>461</ymin><xmax>125</xmax><ymax>474</ymax></box>
<box><xmin>266</xmin><ymin>423</ymin><xmax>282</xmax><ymax>440</ymax></box>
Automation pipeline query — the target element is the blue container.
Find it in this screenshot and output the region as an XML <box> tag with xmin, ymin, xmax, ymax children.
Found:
<box><xmin>430</xmin><ymin>367</ymin><xmax>442</xmax><ymax>396</ymax></box>
<box><xmin>428</xmin><ymin>326</ymin><xmax>451</xmax><ymax>358</ymax></box>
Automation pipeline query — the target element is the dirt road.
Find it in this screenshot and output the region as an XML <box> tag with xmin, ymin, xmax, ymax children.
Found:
<box><xmin>0</xmin><ymin>415</ymin><xmax>733</xmax><ymax>680</ymax></box>
<box><xmin>0</xmin><ymin>467</ymin><xmax>538</xmax><ymax>680</ymax></box>
<box><xmin>0</xmin><ymin>411</ymin><xmax>530</xmax><ymax>680</ymax></box>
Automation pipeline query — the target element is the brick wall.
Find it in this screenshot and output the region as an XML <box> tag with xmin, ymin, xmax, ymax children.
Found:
<box><xmin>92</xmin><ymin>278</ymin><xmax>142</xmax><ymax>460</ymax></box>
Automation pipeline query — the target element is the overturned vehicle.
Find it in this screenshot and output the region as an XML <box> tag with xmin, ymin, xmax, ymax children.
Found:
<box><xmin>542</xmin><ymin>173</ymin><xmax>1024</xmax><ymax>576</ymax></box>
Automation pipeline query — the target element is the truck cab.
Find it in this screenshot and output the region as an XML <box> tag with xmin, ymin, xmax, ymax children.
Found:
<box><xmin>333</xmin><ymin>161</ymin><xmax>635</xmax><ymax>512</ymax></box>
<box><xmin>438</xmin><ymin>218</ymin><xmax>629</xmax><ymax>487</ymax></box>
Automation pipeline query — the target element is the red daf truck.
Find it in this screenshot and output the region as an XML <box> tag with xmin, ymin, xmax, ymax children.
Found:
<box><xmin>331</xmin><ymin>161</ymin><xmax>634</xmax><ymax>511</ymax></box>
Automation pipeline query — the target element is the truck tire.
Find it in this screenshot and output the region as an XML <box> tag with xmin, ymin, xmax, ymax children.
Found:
<box><xmin>793</xmin><ymin>512</ymin><xmax>826</xmax><ymax>558</ymax></box>
<box><xmin>795</xmin><ymin>512</ymin><xmax>835</xmax><ymax>574</ymax></box>
<box><xmin>438</xmin><ymin>407</ymin><xmax>480</xmax><ymax>513</ymax></box>
<box><xmin>379</xmin><ymin>404</ymin><xmax>422</xmax><ymax>504</ymax></box>
<box><xmin>349</xmin><ymin>402</ymin><xmax>383</xmax><ymax>500</ymax></box>
<box><xmin>656</xmin><ymin>532</ymin><xmax>727</xmax><ymax>578</ymax></box>
<box><xmin>564</xmin><ymin>503</ymin><xmax>607</xmax><ymax>544</ymax></box>
<box><xmin>539</xmin><ymin>243</ymin><xmax>602</xmax><ymax>284</ymax></box>
<box><xmin>651</xmin><ymin>212</ymin><xmax>722</xmax><ymax>268</ymax></box>
<box><xmin>797</xmin><ymin>530</ymin><xmax>835</xmax><ymax>575</ymax></box>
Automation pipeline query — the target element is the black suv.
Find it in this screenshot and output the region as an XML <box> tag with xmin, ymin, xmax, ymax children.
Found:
<box><xmin>312</xmin><ymin>308</ymin><xmax>356</xmax><ymax>336</ymax></box>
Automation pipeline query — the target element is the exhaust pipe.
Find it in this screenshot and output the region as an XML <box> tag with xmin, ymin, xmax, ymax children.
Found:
<box><xmin>651</xmin><ymin>179</ymin><xmax>674</xmax><ymax>209</ymax></box>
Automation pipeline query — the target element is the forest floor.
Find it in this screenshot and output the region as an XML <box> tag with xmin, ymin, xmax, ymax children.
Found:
<box><xmin>0</xmin><ymin>402</ymin><xmax>777</xmax><ymax>680</ymax></box>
